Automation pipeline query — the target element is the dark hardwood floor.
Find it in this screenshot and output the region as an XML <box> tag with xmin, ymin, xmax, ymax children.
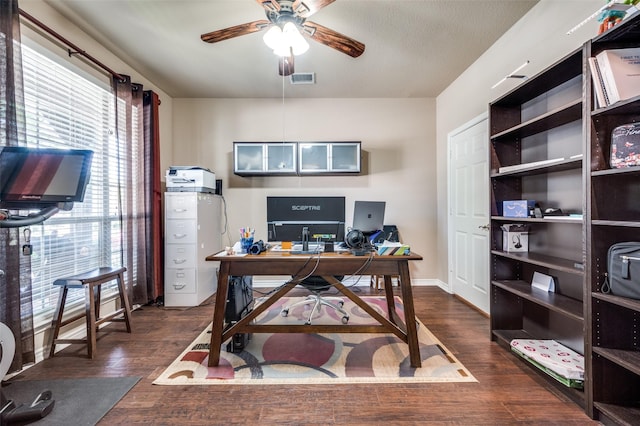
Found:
<box><xmin>6</xmin><ymin>286</ymin><xmax>598</xmax><ymax>425</ymax></box>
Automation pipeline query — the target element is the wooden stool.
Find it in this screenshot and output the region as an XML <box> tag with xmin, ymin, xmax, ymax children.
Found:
<box><xmin>49</xmin><ymin>266</ymin><xmax>132</xmax><ymax>359</ymax></box>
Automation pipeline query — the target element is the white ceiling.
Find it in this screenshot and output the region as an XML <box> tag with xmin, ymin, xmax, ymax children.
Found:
<box><xmin>42</xmin><ymin>0</ymin><xmax>539</xmax><ymax>98</ymax></box>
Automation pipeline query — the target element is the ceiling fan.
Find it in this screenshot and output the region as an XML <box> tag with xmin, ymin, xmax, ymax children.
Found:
<box><xmin>200</xmin><ymin>0</ymin><xmax>365</xmax><ymax>76</ymax></box>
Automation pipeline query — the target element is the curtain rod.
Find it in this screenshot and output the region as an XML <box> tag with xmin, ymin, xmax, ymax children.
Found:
<box><xmin>18</xmin><ymin>8</ymin><xmax>124</xmax><ymax>81</ymax></box>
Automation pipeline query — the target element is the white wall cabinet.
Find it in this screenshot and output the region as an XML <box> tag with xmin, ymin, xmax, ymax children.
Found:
<box><xmin>164</xmin><ymin>192</ymin><xmax>222</xmax><ymax>307</ymax></box>
<box><xmin>233</xmin><ymin>141</ymin><xmax>361</xmax><ymax>176</ymax></box>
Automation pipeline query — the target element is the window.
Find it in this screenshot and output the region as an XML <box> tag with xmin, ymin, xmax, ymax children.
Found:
<box><xmin>19</xmin><ymin>43</ymin><xmax>126</xmax><ymax>324</ymax></box>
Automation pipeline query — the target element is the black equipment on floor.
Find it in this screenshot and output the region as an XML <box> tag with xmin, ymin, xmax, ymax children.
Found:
<box><xmin>224</xmin><ymin>276</ymin><xmax>253</xmax><ymax>353</ymax></box>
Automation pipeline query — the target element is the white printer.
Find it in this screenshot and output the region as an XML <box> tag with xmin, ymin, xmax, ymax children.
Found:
<box><xmin>166</xmin><ymin>166</ymin><xmax>216</xmax><ymax>193</ymax></box>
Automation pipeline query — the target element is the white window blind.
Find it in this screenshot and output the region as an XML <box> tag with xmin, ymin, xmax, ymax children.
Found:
<box><xmin>20</xmin><ymin>43</ymin><xmax>125</xmax><ymax>323</ymax></box>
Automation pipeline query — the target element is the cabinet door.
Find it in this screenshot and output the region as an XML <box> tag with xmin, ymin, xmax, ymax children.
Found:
<box><xmin>331</xmin><ymin>142</ymin><xmax>360</xmax><ymax>172</ymax></box>
<box><xmin>266</xmin><ymin>143</ymin><xmax>297</xmax><ymax>173</ymax></box>
<box><xmin>299</xmin><ymin>143</ymin><xmax>328</xmax><ymax>172</ymax></box>
<box><xmin>234</xmin><ymin>143</ymin><xmax>264</xmax><ymax>173</ymax></box>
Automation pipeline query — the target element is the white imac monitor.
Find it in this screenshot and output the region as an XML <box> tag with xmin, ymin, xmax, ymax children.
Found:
<box><xmin>352</xmin><ymin>201</ymin><xmax>385</xmax><ymax>235</ymax></box>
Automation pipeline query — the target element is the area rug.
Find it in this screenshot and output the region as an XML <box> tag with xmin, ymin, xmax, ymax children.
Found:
<box><xmin>153</xmin><ymin>296</ymin><xmax>476</xmax><ymax>385</ymax></box>
<box><xmin>2</xmin><ymin>376</ymin><xmax>140</xmax><ymax>425</ymax></box>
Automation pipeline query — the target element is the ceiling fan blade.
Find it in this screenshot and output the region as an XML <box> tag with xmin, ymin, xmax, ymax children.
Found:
<box><xmin>256</xmin><ymin>0</ymin><xmax>280</xmax><ymax>12</ymax></box>
<box><xmin>303</xmin><ymin>21</ymin><xmax>365</xmax><ymax>58</ymax></box>
<box><xmin>201</xmin><ymin>20</ymin><xmax>270</xmax><ymax>44</ymax></box>
<box><xmin>292</xmin><ymin>0</ymin><xmax>336</xmax><ymax>18</ymax></box>
<box><xmin>279</xmin><ymin>54</ymin><xmax>295</xmax><ymax>76</ymax></box>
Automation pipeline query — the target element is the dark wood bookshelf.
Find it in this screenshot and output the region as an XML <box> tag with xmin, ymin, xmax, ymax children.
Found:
<box><xmin>586</xmin><ymin>11</ymin><xmax>640</xmax><ymax>422</ymax></box>
<box><xmin>489</xmin><ymin>12</ymin><xmax>640</xmax><ymax>421</ymax></box>
<box><xmin>489</xmin><ymin>32</ymin><xmax>587</xmax><ymax>418</ymax></box>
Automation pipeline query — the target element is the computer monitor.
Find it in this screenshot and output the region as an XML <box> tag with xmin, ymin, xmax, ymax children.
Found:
<box><xmin>352</xmin><ymin>201</ymin><xmax>386</xmax><ymax>235</ymax></box>
<box><xmin>266</xmin><ymin>196</ymin><xmax>345</xmax><ymax>243</ymax></box>
<box><xmin>0</xmin><ymin>146</ymin><xmax>93</xmax><ymax>209</ymax></box>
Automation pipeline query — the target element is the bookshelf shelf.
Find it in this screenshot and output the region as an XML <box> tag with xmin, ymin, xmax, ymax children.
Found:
<box><xmin>491</xmin><ymin>250</ymin><xmax>584</xmax><ymax>275</ymax></box>
<box><xmin>491</xmin><ymin>99</ymin><xmax>582</xmax><ymax>142</ymax></box>
<box><xmin>492</xmin><ymin>280</ymin><xmax>583</xmax><ymax>320</ymax></box>
<box><xmin>491</xmin><ymin>216</ymin><xmax>583</xmax><ymax>224</ymax></box>
<box><xmin>491</xmin><ymin>157</ymin><xmax>582</xmax><ymax>177</ymax></box>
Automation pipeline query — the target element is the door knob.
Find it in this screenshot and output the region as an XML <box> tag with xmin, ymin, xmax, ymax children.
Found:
<box><xmin>478</xmin><ymin>224</ymin><xmax>490</xmax><ymax>231</ymax></box>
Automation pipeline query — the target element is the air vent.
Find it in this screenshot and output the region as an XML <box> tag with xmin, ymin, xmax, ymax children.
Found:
<box><xmin>290</xmin><ymin>73</ymin><xmax>315</xmax><ymax>85</ymax></box>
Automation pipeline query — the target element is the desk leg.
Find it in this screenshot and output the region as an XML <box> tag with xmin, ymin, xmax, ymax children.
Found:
<box><xmin>383</xmin><ymin>275</ymin><xmax>395</xmax><ymax>323</ymax></box>
<box><xmin>398</xmin><ymin>261</ymin><xmax>421</xmax><ymax>368</ymax></box>
<box><xmin>208</xmin><ymin>262</ymin><xmax>230</xmax><ymax>367</ymax></box>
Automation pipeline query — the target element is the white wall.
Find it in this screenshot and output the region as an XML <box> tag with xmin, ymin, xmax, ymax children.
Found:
<box><xmin>435</xmin><ymin>0</ymin><xmax>604</xmax><ymax>281</ymax></box>
<box><xmin>172</xmin><ymin>98</ymin><xmax>438</xmax><ymax>280</ymax></box>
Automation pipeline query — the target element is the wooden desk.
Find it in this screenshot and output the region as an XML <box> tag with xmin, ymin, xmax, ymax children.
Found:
<box><xmin>205</xmin><ymin>250</ymin><xmax>424</xmax><ymax>368</ymax></box>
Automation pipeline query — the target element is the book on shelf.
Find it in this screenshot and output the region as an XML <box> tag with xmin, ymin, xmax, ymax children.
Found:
<box><xmin>588</xmin><ymin>56</ymin><xmax>610</xmax><ymax>108</ymax></box>
<box><xmin>594</xmin><ymin>47</ymin><xmax>640</xmax><ymax>105</ymax></box>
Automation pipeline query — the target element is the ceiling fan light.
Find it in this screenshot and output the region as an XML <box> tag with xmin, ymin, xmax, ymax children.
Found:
<box><xmin>263</xmin><ymin>25</ymin><xmax>283</xmax><ymax>51</ymax></box>
<box><xmin>282</xmin><ymin>22</ymin><xmax>309</xmax><ymax>55</ymax></box>
<box><xmin>289</xmin><ymin>31</ymin><xmax>309</xmax><ymax>55</ymax></box>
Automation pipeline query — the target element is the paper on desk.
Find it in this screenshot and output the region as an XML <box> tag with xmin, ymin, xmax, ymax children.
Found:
<box><xmin>214</xmin><ymin>250</ymin><xmax>247</xmax><ymax>257</ymax></box>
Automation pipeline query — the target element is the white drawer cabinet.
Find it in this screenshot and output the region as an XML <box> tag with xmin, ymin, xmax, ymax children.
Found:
<box><xmin>164</xmin><ymin>192</ymin><xmax>222</xmax><ymax>306</ymax></box>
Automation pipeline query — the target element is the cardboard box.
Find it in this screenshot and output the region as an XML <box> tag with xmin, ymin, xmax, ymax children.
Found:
<box><xmin>501</xmin><ymin>224</ymin><xmax>529</xmax><ymax>252</ymax></box>
<box><xmin>502</xmin><ymin>200</ymin><xmax>535</xmax><ymax>218</ymax></box>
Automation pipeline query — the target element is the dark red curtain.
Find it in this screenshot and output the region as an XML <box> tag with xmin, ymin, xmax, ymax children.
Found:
<box><xmin>144</xmin><ymin>90</ymin><xmax>163</xmax><ymax>300</ymax></box>
<box><xmin>112</xmin><ymin>75</ymin><xmax>162</xmax><ymax>305</ymax></box>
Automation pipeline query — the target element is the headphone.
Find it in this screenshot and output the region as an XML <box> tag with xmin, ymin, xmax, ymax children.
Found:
<box><xmin>345</xmin><ymin>229</ymin><xmax>367</xmax><ymax>250</ymax></box>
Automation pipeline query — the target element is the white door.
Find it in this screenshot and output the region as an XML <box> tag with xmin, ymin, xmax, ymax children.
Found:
<box><xmin>448</xmin><ymin>114</ymin><xmax>490</xmax><ymax>314</ymax></box>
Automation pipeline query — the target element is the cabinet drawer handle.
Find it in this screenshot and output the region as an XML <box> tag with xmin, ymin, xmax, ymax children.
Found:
<box><xmin>173</xmin><ymin>283</ymin><xmax>186</xmax><ymax>289</ymax></box>
<box><xmin>173</xmin><ymin>258</ymin><xmax>187</xmax><ymax>264</ymax></box>
<box><xmin>173</xmin><ymin>208</ymin><xmax>187</xmax><ymax>213</ymax></box>
<box><xmin>173</xmin><ymin>233</ymin><xmax>187</xmax><ymax>239</ymax></box>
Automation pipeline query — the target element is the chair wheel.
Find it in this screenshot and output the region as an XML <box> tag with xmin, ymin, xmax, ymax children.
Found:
<box><xmin>338</xmin><ymin>301</ymin><xmax>344</xmax><ymax>307</ymax></box>
<box><xmin>281</xmin><ymin>309</ymin><xmax>289</xmax><ymax>317</ymax></box>
<box><xmin>342</xmin><ymin>316</ymin><xmax>349</xmax><ymax>324</ymax></box>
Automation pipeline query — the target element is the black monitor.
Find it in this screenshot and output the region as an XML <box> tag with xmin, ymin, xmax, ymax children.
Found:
<box><xmin>266</xmin><ymin>196</ymin><xmax>345</xmax><ymax>243</ymax></box>
<box><xmin>352</xmin><ymin>201</ymin><xmax>386</xmax><ymax>235</ymax></box>
<box><xmin>0</xmin><ymin>146</ymin><xmax>93</xmax><ymax>209</ymax></box>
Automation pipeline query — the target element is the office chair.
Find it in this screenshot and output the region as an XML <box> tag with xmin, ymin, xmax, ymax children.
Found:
<box><xmin>281</xmin><ymin>276</ymin><xmax>350</xmax><ymax>325</ymax></box>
